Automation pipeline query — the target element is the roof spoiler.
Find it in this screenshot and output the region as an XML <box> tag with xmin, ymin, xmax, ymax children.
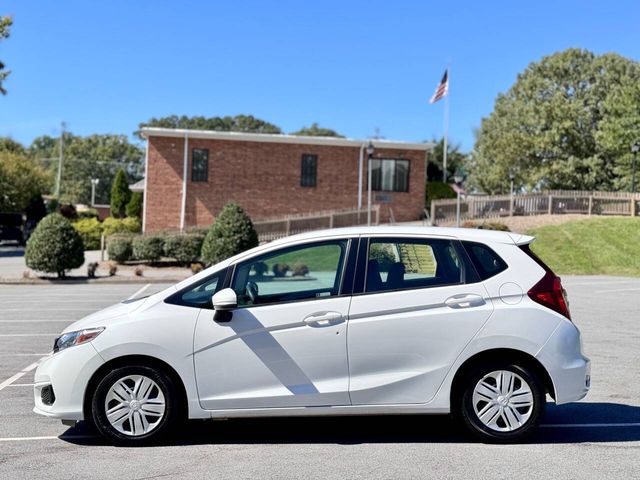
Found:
<box><xmin>508</xmin><ymin>233</ymin><xmax>535</xmax><ymax>245</ymax></box>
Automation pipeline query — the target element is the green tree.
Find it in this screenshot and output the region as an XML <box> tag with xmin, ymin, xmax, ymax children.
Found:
<box><xmin>426</xmin><ymin>138</ymin><xmax>468</xmax><ymax>182</ymax></box>
<box><xmin>0</xmin><ymin>137</ymin><xmax>26</xmax><ymax>155</ymax></box>
<box><xmin>0</xmin><ymin>152</ymin><xmax>50</xmax><ymax>212</ymax></box>
<box><xmin>28</xmin><ymin>133</ymin><xmax>143</xmax><ymax>204</ymax></box>
<box><xmin>291</xmin><ymin>123</ymin><xmax>344</xmax><ymax>137</ymax></box>
<box><xmin>110</xmin><ymin>169</ymin><xmax>132</xmax><ymax>218</ymax></box>
<box><xmin>125</xmin><ymin>191</ymin><xmax>143</xmax><ymax>218</ymax></box>
<box><xmin>0</xmin><ymin>16</ymin><xmax>12</xmax><ymax>95</ymax></box>
<box><xmin>25</xmin><ymin>213</ymin><xmax>85</xmax><ymax>278</ymax></box>
<box><xmin>201</xmin><ymin>203</ymin><xmax>259</xmax><ymax>265</ymax></box>
<box><xmin>138</xmin><ymin>114</ymin><xmax>282</xmax><ymax>138</ymax></box>
<box><xmin>471</xmin><ymin>49</ymin><xmax>640</xmax><ymax>193</ymax></box>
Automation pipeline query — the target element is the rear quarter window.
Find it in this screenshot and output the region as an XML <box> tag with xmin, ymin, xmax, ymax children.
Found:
<box><xmin>462</xmin><ymin>241</ymin><xmax>508</xmax><ymax>280</ymax></box>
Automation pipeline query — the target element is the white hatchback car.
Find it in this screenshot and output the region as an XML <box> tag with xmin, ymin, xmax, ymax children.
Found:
<box><xmin>34</xmin><ymin>226</ymin><xmax>590</xmax><ymax>444</ymax></box>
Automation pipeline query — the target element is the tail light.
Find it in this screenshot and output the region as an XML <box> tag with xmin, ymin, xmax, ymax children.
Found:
<box><xmin>520</xmin><ymin>244</ymin><xmax>571</xmax><ymax>320</ymax></box>
<box><xmin>527</xmin><ymin>271</ymin><xmax>571</xmax><ymax>320</ymax></box>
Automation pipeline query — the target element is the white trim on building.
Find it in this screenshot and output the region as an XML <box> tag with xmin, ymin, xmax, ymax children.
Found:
<box><xmin>140</xmin><ymin>127</ymin><xmax>433</xmax><ymax>152</ymax></box>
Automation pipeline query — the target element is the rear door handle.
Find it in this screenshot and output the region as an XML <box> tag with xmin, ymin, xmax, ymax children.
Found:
<box><xmin>444</xmin><ymin>294</ymin><xmax>485</xmax><ymax>309</ymax></box>
<box><xmin>303</xmin><ymin>311</ymin><xmax>344</xmax><ymax>327</ymax></box>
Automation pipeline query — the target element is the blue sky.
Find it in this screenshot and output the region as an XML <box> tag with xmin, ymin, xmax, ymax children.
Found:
<box><xmin>1</xmin><ymin>0</ymin><xmax>639</xmax><ymax>151</ymax></box>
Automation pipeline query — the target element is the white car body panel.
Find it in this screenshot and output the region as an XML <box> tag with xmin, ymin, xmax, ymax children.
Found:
<box><xmin>33</xmin><ymin>225</ymin><xmax>590</xmax><ymax>424</ymax></box>
<box><xmin>194</xmin><ymin>297</ymin><xmax>351</xmax><ymax>409</ymax></box>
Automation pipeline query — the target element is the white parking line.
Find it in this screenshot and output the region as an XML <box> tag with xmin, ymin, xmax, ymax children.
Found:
<box><xmin>4</xmin><ymin>383</ymin><xmax>34</xmax><ymax>387</ymax></box>
<box><xmin>595</xmin><ymin>287</ymin><xmax>640</xmax><ymax>294</ymax></box>
<box><xmin>0</xmin><ymin>354</ymin><xmax>51</xmax><ymax>391</ymax></box>
<box><xmin>0</xmin><ymin>423</ymin><xmax>639</xmax><ymax>443</ymax></box>
<box><xmin>0</xmin><ymin>435</ymin><xmax>94</xmax><ymax>442</ymax></box>
<box><xmin>0</xmin><ymin>361</ymin><xmax>40</xmax><ymax>391</ymax></box>
<box><xmin>128</xmin><ymin>283</ymin><xmax>151</xmax><ymax>300</ymax></box>
<box><xmin>0</xmin><ymin>334</ymin><xmax>58</xmax><ymax>337</ymax></box>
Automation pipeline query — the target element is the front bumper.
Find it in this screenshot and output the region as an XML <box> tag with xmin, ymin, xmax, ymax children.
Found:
<box><xmin>33</xmin><ymin>343</ymin><xmax>104</xmax><ymax>421</ymax></box>
<box><xmin>537</xmin><ymin>319</ymin><xmax>591</xmax><ymax>404</ymax></box>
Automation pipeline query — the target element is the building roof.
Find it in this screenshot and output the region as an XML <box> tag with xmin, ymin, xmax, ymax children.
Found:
<box><xmin>129</xmin><ymin>178</ymin><xmax>145</xmax><ymax>192</ymax></box>
<box><xmin>140</xmin><ymin>127</ymin><xmax>433</xmax><ymax>151</ymax></box>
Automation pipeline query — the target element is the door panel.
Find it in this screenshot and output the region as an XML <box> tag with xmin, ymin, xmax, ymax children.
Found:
<box><xmin>347</xmin><ymin>237</ymin><xmax>494</xmax><ymax>405</ymax></box>
<box><xmin>194</xmin><ymin>238</ymin><xmax>353</xmax><ymax>410</ymax></box>
<box><xmin>194</xmin><ymin>298</ymin><xmax>350</xmax><ymax>409</ymax></box>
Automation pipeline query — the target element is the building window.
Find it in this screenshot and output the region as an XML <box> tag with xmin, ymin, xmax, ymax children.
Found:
<box><xmin>300</xmin><ymin>154</ymin><xmax>317</xmax><ymax>187</ymax></box>
<box><xmin>192</xmin><ymin>149</ymin><xmax>209</xmax><ymax>182</ymax></box>
<box><xmin>370</xmin><ymin>158</ymin><xmax>410</xmax><ymax>192</ymax></box>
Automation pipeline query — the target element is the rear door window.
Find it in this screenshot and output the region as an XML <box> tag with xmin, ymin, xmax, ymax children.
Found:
<box><xmin>365</xmin><ymin>237</ymin><xmax>463</xmax><ymax>293</ymax></box>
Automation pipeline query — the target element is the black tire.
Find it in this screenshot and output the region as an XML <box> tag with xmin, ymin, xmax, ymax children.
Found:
<box><xmin>91</xmin><ymin>365</ymin><xmax>180</xmax><ymax>445</ymax></box>
<box><xmin>456</xmin><ymin>362</ymin><xmax>545</xmax><ymax>443</ymax></box>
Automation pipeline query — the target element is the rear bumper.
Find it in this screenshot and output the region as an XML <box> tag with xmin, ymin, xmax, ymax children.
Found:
<box><xmin>33</xmin><ymin>343</ymin><xmax>104</xmax><ymax>421</ymax></box>
<box><xmin>537</xmin><ymin>320</ymin><xmax>590</xmax><ymax>404</ymax></box>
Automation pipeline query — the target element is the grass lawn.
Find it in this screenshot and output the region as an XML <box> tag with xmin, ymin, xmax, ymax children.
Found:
<box><xmin>527</xmin><ymin>217</ymin><xmax>640</xmax><ymax>276</ymax></box>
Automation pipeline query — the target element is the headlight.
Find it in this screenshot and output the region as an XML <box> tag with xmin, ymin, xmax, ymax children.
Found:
<box><xmin>53</xmin><ymin>327</ymin><xmax>105</xmax><ymax>353</ymax></box>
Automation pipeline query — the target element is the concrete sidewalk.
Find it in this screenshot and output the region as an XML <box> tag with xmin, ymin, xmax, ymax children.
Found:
<box><xmin>0</xmin><ymin>245</ymin><xmax>192</xmax><ymax>283</ymax></box>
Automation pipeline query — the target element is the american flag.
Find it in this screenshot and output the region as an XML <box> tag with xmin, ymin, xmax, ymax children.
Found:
<box><xmin>429</xmin><ymin>70</ymin><xmax>449</xmax><ymax>104</ymax></box>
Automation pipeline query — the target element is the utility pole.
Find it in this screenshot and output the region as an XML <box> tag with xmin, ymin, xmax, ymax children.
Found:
<box><xmin>55</xmin><ymin>121</ymin><xmax>66</xmax><ymax>198</ymax></box>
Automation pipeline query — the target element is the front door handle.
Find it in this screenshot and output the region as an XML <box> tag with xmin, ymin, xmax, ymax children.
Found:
<box><xmin>303</xmin><ymin>311</ymin><xmax>344</xmax><ymax>327</ymax></box>
<box><xmin>444</xmin><ymin>294</ymin><xmax>485</xmax><ymax>309</ymax></box>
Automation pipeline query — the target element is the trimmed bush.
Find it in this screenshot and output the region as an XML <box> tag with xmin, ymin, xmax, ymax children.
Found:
<box><xmin>126</xmin><ymin>191</ymin><xmax>143</xmax><ymax>219</ymax></box>
<box><xmin>102</xmin><ymin>216</ymin><xmax>142</xmax><ymax>236</ymax></box>
<box><xmin>107</xmin><ymin>234</ymin><xmax>134</xmax><ymax>263</ymax></box>
<box><xmin>201</xmin><ymin>203</ymin><xmax>259</xmax><ymax>265</ymax></box>
<box><xmin>110</xmin><ymin>169</ymin><xmax>132</xmax><ymax>218</ymax></box>
<box><xmin>163</xmin><ymin>233</ymin><xmax>204</xmax><ymax>264</ymax></box>
<box><xmin>72</xmin><ymin>217</ymin><xmax>103</xmax><ymax>250</ymax></box>
<box><xmin>132</xmin><ymin>235</ymin><xmax>165</xmax><ymax>262</ymax></box>
<box><xmin>25</xmin><ymin>213</ymin><xmax>85</xmax><ymax>278</ymax></box>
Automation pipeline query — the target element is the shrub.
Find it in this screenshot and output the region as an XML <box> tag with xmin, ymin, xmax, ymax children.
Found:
<box><xmin>77</xmin><ymin>208</ymin><xmax>99</xmax><ymax>219</ymax></box>
<box><xmin>59</xmin><ymin>203</ymin><xmax>78</xmax><ymax>219</ymax></box>
<box><xmin>272</xmin><ymin>263</ymin><xmax>290</xmax><ymax>277</ymax></box>
<box><xmin>107</xmin><ymin>234</ymin><xmax>134</xmax><ymax>263</ymax></box>
<box><xmin>163</xmin><ymin>233</ymin><xmax>204</xmax><ymax>264</ymax></box>
<box><xmin>102</xmin><ymin>216</ymin><xmax>142</xmax><ymax>236</ymax></box>
<box><xmin>126</xmin><ymin>191</ymin><xmax>143</xmax><ymax>219</ymax></box>
<box><xmin>292</xmin><ymin>263</ymin><xmax>309</xmax><ymax>277</ymax></box>
<box><xmin>462</xmin><ymin>221</ymin><xmax>511</xmax><ymax>232</ymax></box>
<box><xmin>132</xmin><ymin>234</ymin><xmax>165</xmax><ymax>262</ymax></box>
<box><xmin>110</xmin><ymin>169</ymin><xmax>132</xmax><ymax>218</ymax></box>
<box><xmin>25</xmin><ymin>213</ymin><xmax>85</xmax><ymax>278</ymax></box>
<box><xmin>201</xmin><ymin>203</ymin><xmax>259</xmax><ymax>265</ymax></box>
<box><xmin>72</xmin><ymin>217</ymin><xmax>103</xmax><ymax>250</ymax></box>
<box><xmin>426</xmin><ymin>181</ymin><xmax>456</xmax><ymax>207</ymax></box>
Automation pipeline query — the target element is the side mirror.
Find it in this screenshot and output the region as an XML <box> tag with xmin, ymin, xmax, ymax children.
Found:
<box><xmin>211</xmin><ymin>288</ymin><xmax>237</xmax><ymax>322</ymax></box>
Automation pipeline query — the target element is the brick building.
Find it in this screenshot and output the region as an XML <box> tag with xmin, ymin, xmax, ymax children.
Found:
<box><xmin>140</xmin><ymin>127</ymin><xmax>431</xmax><ymax>232</ymax></box>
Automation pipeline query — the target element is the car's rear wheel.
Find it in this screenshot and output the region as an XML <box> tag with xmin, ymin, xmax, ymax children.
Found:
<box><xmin>91</xmin><ymin>365</ymin><xmax>179</xmax><ymax>445</ymax></box>
<box><xmin>457</xmin><ymin>363</ymin><xmax>545</xmax><ymax>443</ymax></box>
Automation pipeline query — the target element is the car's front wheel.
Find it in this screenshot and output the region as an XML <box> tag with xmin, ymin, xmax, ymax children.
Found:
<box><xmin>91</xmin><ymin>365</ymin><xmax>180</xmax><ymax>445</ymax></box>
<box><xmin>457</xmin><ymin>363</ymin><xmax>545</xmax><ymax>443</ymax></box>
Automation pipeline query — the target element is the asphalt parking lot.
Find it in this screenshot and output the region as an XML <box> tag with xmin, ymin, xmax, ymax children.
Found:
<box><xmin>0</xmin><ymin>277</ymin><xmax>639</xmax><ymax>479</ymax></box>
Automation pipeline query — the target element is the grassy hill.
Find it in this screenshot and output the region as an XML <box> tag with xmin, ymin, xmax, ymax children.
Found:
<box><xmin>527</xmin><ymin>217</ymin><xmax>640</xmax><ymax>276</ymax></box>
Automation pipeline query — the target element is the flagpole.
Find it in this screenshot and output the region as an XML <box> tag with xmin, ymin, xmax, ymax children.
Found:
<box><xmin>442</xmin><ymin>68</ymin><xmax>449</xmax><ymax>183</ymax></box>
